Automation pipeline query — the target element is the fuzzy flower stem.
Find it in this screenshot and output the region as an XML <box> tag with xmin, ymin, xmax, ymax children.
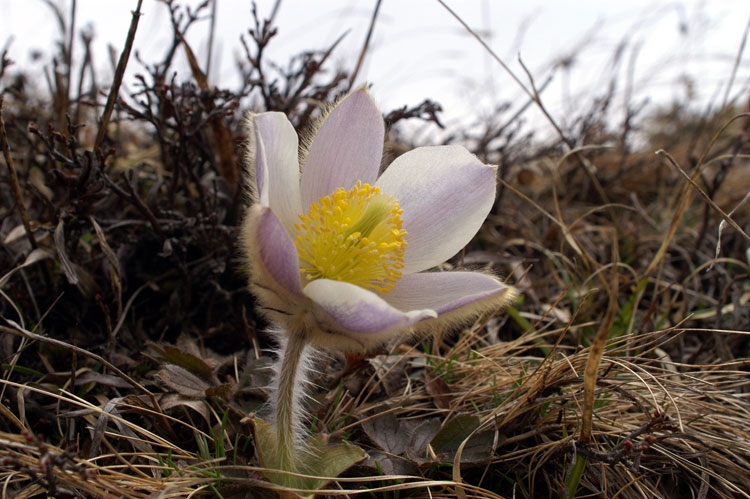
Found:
<box><xmin>275</xmin><ymin>328</ymin><xmax>309</xmax><ymax>477</ymax></box>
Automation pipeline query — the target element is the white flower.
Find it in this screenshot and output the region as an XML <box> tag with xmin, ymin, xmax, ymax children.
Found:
<box><xmin>241</xmin><ymin>89</ymin><xmax>516</xmax><ymax>351</ymax></box>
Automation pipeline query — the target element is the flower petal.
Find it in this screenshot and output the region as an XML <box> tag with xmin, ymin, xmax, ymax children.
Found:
<box><xmin>303</xmin><ymin>279</ymin><xmax>436</xmax><ymax>337</ymax></box>
<box><xmin>382</xmin><ymin>271</ymin><xmax>511</xmax><ymax>315</ymax></box>
<box><xmin>256</xmin><ymin>207</ymin><xmax>303</xmax><ymax>295</ymax></box>
<box><xmin>253</xmin><ymin>112</ymin><xmax>302</xmax><ymax>233</ymax></box>
<box><xmin>300</xmin><ymin>89</ymin><xmax>384</xmax><ymax>209</ymax></box>
<box><xmin>376</xmin><ymin>145</ymin><xmax>496</xmax><ymax>274</ymax></box>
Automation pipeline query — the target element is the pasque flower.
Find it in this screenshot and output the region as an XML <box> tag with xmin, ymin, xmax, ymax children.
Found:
<box><xmin>242</xmin><ymin>89</ymin><xmax>515</xmax><ymax>351</ymax></box>
<box><xmin>240</xmin><ymin>88</ymin><xmax>515</xmax><ymax>485</ymax></box>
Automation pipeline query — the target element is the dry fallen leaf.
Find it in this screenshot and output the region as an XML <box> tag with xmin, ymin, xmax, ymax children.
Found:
<box><xmin>154</xmin><ymin>364</ymin><xmax>210</xmax><ymax>398</ymax></box>
<box><xmin>424</xmin><ymin>369</ymin><xmax>453</xmax><ymax>409</ymax></box>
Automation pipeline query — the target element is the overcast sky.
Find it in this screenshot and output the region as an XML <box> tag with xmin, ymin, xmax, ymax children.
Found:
<box><xmin>2</xmin><ymin>0</ymin><xmax>749</xmax><ymax>136</ymax></box>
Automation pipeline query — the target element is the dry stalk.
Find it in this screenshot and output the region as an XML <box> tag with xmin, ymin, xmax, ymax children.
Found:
<box><xmin>0</xmin><ymin>96</ymin><xmax>36</xmax><ymax>251</ymax></box>
<box><xmin>93</xmin><ymin>0</ymin><xmax>143</xmax><ymax>150</ymax></box>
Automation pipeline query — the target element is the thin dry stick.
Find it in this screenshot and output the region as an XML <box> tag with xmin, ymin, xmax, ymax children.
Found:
<box><xmin>646</xmin><ymin>113</ymin><xmax>750</xmax><ymax>275</ymax></box>
<box><xmin>656</xmin><ymin>149</ymin><xmax>750</xmax><ymax>242</ymax></box>
<box><xmin>268</xmin><ymin>0</ymin><xmax>283</xmax><ymax>26</ymax></box>
<box><xmin>721</xmin><ymin>13</ymin><xmax>750</xmax><ymax>109</ymax></box>
<box><xmin>0</xmin><ymin>96</ymin><xmax>37</xmax><ymax>250</ymax></box>
<box><xmin>73</xmin><ymin>30</ymin><xmax>94</xmax><ymax>128</ymax></box>
<box><xmin>436</xmin><ymin>0</ymin><xmax>612</xmax><ymax>208</ymax></box>
<box><xmin>205</xmin><ymin>0</ymin><xmax>217</xmax><ymax>80</ymax></box>
<box><xmin>180</xmin><ymin>32</ymin><xmax>236</xmax><ymax>187</ymax></box>
<box><xmin>65</xmin><ymin>0</ymin><xmax>77</xmax><ymax>116</ymax></box>
<box><xmin>348</xmin><ymin>0</ymin><xmax>382</xmax><ymax>90</ymax></box>
<box><xmin>435</xmin><ymin>0</ymin><xmax>531</xmax><ymax>100</ymax></box>
<box><xmin>711</xmin><ymin>192</ymin><xmax>750</xmax><ymax>268</ymax></box>
<box><xmin>497</xmin><ymin>177</ymin><xmax>585</xmax><ymax>259</ymax></box>
<box><xmin>581</xmin><ymin>235</ymin><xmax>619</xmax><ymax>443</ymax></box>
<box><xmin>517</xmin><ymin>56</ymin><xmax>612</xmax><ymax>208</ymax></box>
<box><xmin>94</xmin><ymin>0</ymin><xmax>143</xmax><ymax>150</ymax></box>
<box><xmin>0</xmin><ymin>324</ymin><xmax>162</xmax><ymax>415</ymax></box>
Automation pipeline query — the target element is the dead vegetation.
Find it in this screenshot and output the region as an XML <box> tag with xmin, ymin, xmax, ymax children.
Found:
<box><xmin>1</xmin><ymin>1</ymin><xmax>749</xmax><ymax>497</ymax></box>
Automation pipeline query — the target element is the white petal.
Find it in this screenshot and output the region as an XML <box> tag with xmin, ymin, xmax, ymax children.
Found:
<box><xmin>254</xmin><ymin>112</ymin><xmax>303</xmax><ymax>233</ymax></box>
<box><xmin>300</xmin><ymin>89</ymin><xmax>384</xmax><ymax>209</ymax></box>
<box><xmin>303</xmin><ymin>279</ymin><xmax>435</xmax><ymax>339</ymax></box>
<box><xmin>383</xmin><ymin>271</ymin><xmax>510</xmax><ymax>314</ymax></box>
<box><xmin>255</xmin><ymin>207</ymin><xmax>303</xmax><ymax>295</ymax></box>
<box><xmin>376</xmin><ymin>145</ymin><xmax>496</xmax><ymax>273</ymax></box>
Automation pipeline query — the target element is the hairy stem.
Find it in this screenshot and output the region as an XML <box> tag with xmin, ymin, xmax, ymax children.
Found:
<box><xmin>275</xmin><ymin>329</ymin><xmax>308</xmax><ymax>477</ymax></box>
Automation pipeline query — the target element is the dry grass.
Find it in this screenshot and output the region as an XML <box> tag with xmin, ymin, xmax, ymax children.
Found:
<box><xmin>1</xmin><ymin>1</ymin><xmax>750</xmax><ymax>497</ymax></box>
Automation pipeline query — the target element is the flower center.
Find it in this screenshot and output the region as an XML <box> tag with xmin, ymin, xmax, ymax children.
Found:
<box><xmin>294</xmin><ymin>181</ymin><xmax>407</xmax><ymax>293</ymax></box>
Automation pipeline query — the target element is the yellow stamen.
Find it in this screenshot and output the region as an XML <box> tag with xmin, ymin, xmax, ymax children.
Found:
<box><xmin>295</xmin><ymin>181</ymin><xmax>407</xmax><ymax>292</ymax></box>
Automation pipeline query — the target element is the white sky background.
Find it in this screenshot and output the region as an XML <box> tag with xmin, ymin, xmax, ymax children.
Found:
<box><xmin>2</xmin><ymin>0</ymin><xmax>749</xmax><ymax>140</ymax></box>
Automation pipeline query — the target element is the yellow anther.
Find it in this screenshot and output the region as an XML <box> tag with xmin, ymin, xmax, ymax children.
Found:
<box><xmin>295</xmin><ymin>181</ymin><xmax>407</xmax><ymax>292</ymax></box>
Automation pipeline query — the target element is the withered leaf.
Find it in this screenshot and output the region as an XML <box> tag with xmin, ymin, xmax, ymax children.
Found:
<box><xmin>89</xmin><ymin>397</ymin><xmax>155</xmax><ymax>460</ymax></box>
<box><xmin>148</xmin><ymin>343</ymin><xmax>215</xmax><ymax>381</ymax></box>
<box><xmin>89</xmin><ymin>215</ymin><xmax>122</xmax><ymax>313</ymax></box>
<box><xmin>361</xmin><ymin>451</ymin><xmax>418</xmax><ymax>476</ymax></box>
<box><xmin>405</xmin><ymin>418</ymin><xmax>442</xmax><ymax>463</ymax></box>
<box><xmin>54</xmin><ymin>218</ymin><xmax>79</xmax><ymax>286</ymax></box>
<box><xmin>155</xmin><ymin>364</ymin><xmax>210</xmax><ymax>398</ymax></box>
<box><xmin>53</xmin><ymin>219</ymin><xmax>98</xmax><ymax>296</ymax></box>
<box><xmin>75</xmin><ymin>371</ymin><xmax>132</xmax><ymax>389</ymax></box>
<box><xmin>367</xmin><ymin>354</ymin><xmax>408</xmax><ymax>395</ymax></box>
<box><xmin>29</xmin><ymin>166</ymin><xmax>53</xmax><ymax>201</ymax></box>
<box><xmin>430</xmin><ymin>414</ymin><xmax>494</xmax><ymax>464</ymax></box>
<box><xmin>0</xmin><ymin>248</ymin><xmax>52</xmax><ymax>288</ymax></box>
<box><xmin>430</xmin><ymin>414</ymin><xmax>480</xmax><ymax>452</ymax></box>
<box><xmin>361</xmin><ymin>412</ymin><xmax>406</xmax><ymax>455</ymax></box>
<box><xmin>3</xmin><ymin>223</ymin><xmax>37</xmax><ymax>245</ymax></box>
<box><xmin>205</xmin><ymin>383</ymin><xmax>233</xmax><ymax>398</ymax></box>
<box><xmin>159</xmin><ymin>393</ymin><xmax>210</xmax><ymax>423</ymax></box>
<box><xmin>424</xmin><ymin>369</ymin><xmax>453</xmax><ymax>409</ymax></box>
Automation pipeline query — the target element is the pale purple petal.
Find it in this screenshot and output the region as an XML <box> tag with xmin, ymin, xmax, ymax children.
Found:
<box><xmin>256</xmin><ymin>207</ymin><xmax>302</xmax><ymax>295</ymax></box>
<box><xmin>253</xmin><ymin>112</ymin><xmax>303</xmax><ymax>233</ymax></box>
<box><xmin>375</xmin><ymin>145</ymin><xmax>496</xmax><ymax>274</ymax></box>
<box><xmin>300</xmin><ymin>90</ymin><xmax>384</xmax><ymax>209</ymax></box>
<box><xmin>303</xmin><ymin>279</ymin><xmax>436</xmax><ymax>335</ymax></box>
<box><xmin>382</xmin><ymin>271</ymin><xmax>509</xmax><ymax>314</ymax></box>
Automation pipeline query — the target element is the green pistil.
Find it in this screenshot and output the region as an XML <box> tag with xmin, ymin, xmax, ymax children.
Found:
<box><xmin>344</xmin><ymin>196</ymin><xmax>391</xmax><ymax>239</ymax></box>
